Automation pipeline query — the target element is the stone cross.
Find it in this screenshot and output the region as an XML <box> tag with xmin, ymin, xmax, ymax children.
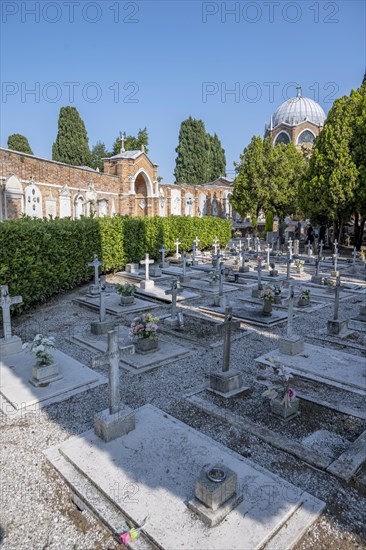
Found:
<box><xmin>159</xmin><ymin>244</ymin><xmax>167</xmax><ymax>264</ymax></box>
<box><xmin>286</xmin><ymin>284</ymin><xmax>295</xmax><ymax>338</ymax></box>
<box><xmin>0</xmin><ymin>285</ymin><xmax>22</xmax><ymax>341</ymax></box>
<box><xmin>220</xmin><ymin>306</ymin><xmax>239</xmax><ymax>373</ymax></box>
<box><xmin>315</xmin><ymin>257</ymin><xmax>320</xmax><ymax>277</ymax></box>
<box><xmin>237</xmin><ymin>240</ymin><xmax>242</xmax><ymax>252</ymax></box>
<box><xmin>240</xmin><ymin>247</ymin><xmax>246</xmax><ymax>270</ymax></box>
<box><xmin>255</xmin><ymin>237</ymin><xmax>259</xmax><ymax>254</ymax></box>
<box><xmin>286</xmin><ymin>253</ymin><xmax>292</xmax><ymax>282</ymax></box>
<box><xmin>288</xmin><ymin>238</ymin><xmax>293</xmax><ymax>260</ymax></box>
<box><xmin>246</xmin><ymin>235</ymin><xmax>251</xmax><ymax>250</ymax></box>
<box><xmin>319</xmin><ymin>240</ymin><xmax>324</xmax><ymax>258</ymax></box>
<box><xmin>333</xmin><ymin>251</ymin><xmax>338</xmax><ymax>272</ymax></box>
<box><xmin>165</xmin><ymin>280</ymin><xmax>182</xmax><ymax>319</ymax></box>
<box><xmin>271</xmin><ymin>237</ymin><xmax>276</xmax><ymax>252</ymax></box>
<box><xmin>257</xmin><ymin>257</ymin><xmax>263</xmax><ymax>290</ymax></box>
<box><xmin>93</xmin><ymin>330</ymin><xmax>134</xmax><ymax>415</ymax></box>
<box><xmin>119</xmin><ymin>131</ymin><xmax>126</xmax><ymax>153</ymax></box>
<box><xmin>294</xmin><ymin>239</ymin><xmax>300</xmax><ymax>255</ymax></box>
<box><xmin>99</xmin><ymin>276</ymin><xmax>107</xmax><ymax>323</ymax></box>
<box><xmin>194</xmin><ymin>236</ymin><xmax>200</xmax><ymax>249</ymax></box>
<box><xmin>333</xmin><ymin>239</ymin><xmax>338</xmax><ymax>255</ymax></box>
<box><xmin>218</xmin><ymin>262</ymin><xmax>225</xmax><ymax>297</ymax></box>
<box><xmin>174</xmin><ymin>239</ymin><xmax>181</xmax><ymax>256</ymax></box>
<box><xmin>192</xmin><ymin>243</ymin><xmax>197</xmax><ymax>263</ymax></box>
<box><xmin>213</xmin><ymin>237</ymin><xmax>219</xmax><ymax>255</ymax></box>
<box><xmin>88</xmin><ymin>254</ymin><xmax>103</xmax><ymax>286</ymax></box>
<box><xmin>333</xmin><ymin>276</ymin><xmax>341</xmax><ymax>321</ymax></box>
<box><xmin>182</xmin><ymin>250</ymin><xmax>188</xmax><ymax>277</ymax></box>
<box><xmin>140</xmin><ymin>253</ymin><xmax>154</xmax><ymax>281</ymax></box>
<box><xmin>307</xmin><ymin>240</ymin><xmax>312</xmax><ymax>258</ymax></box>
<box><xmin>266</xmin><ymin>244</ymin><xmax>271</xmax><ymax>267</ymax></box>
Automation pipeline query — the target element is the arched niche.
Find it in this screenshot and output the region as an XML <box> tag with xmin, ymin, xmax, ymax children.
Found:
<box><xmin>134</xmin><ymin>169</ymin><xmax>153</xmax><ymax>197</ymax></box>
<box><xmin>74</xmin><ymin>194</ymin><xmax>85</xmax><ymax>219</ymax></box>
<box><xmin>159</xmin><ymin>188</ymin><xmax>166</xmax><ymax>217</ymax></box>
<box><xmin>198</xmin><ymin>192</ymin><xmax>207</xmax><ymax>217</ymax></box>
<box><xmin>59</xmin><ymin>185</ymin><xmax>71</xmax><ymax>218</ymax></box>
<box><xmin>171</xmin><ymin>188</ymin><xmax>181</xmax><ymax>215</ymax></box>
<box><xmin>184</xmin><ymin>192</ymin><xmax>194</xmax><ymax>216</ymax></box>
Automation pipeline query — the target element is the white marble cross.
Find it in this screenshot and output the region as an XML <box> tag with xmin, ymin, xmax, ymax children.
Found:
<box><xmin>333</xmin><ymin>239</ymin><xmax>338</xmax><ymax>255</ymax></box>
<box><xmin>307</xmin><ymin>240</ymin><xmax>312</xmax><ymax>258</ymax></box>
<box><xmin>194</xmin><ymin>236</ymin><xmax>200</xmax><ymax>249</ymax></box>
<box><xmin>93</xmin><ymin>330</ymin><xmax>134</xmax><ymax>415</ymax></box>
<box><xmin>288</xmin><ymin>238</ymin><xmax>293</xmax><ymax>260</ymax></box>
<box><xmin>257</xmin><ymin>257</ymin><xmax>262</xmax><ymax>290</ymax></box>
<box><xmin>333</xmin><ymin>276</ymin><xmax>341</xmax><ymax>321</ymax></box>
<box><xmin>246</xmin><ymin>235</ymin><xmax>251</xmax><ymax>250</ymax></box>
<box><xmin>174</xmin><ymin>239</ymin><xmax>181</xmax><ymax>256</ymax></box>
<box><xmin>192</xmin><ymin>243</ymin><xmax>197</xmax><ymax>262</ymax></box>
<box><xmin>255</xmin><ymin>238</ymin><xmax>259</xmax><ymax>254</ymax></box>
<box><xmin>159</xmin><ymin>244</ymin><xmax>167</xmax><ymax>264</ymax></box>
<box><xmin>237</xmin><ymin>240</ymin><xmax>242</xmax><ymax>252</ymax></box>
<box><xmin>213</xmin><ymin>237</ymin><xmax>219</xmax><ymax>255</ymax></box>
<box><xmin>140</xmin><ymin>253</ymin><xmax>154</xmax><ymax>281</ymax></box>
<box><xmin>286</xmin><ymin>285</ymin><xmax>295</xmax><ymax>338</ymax></box>
<box><xmin>99</xmin><ymin>276</ymin><xmax>107</xmax><ymax>323</ymax></box>
<box><xmin>0</xmin><ymin>285</ymin><xmax>22</xmax><ymax>341</ymax></box>
<box><xmin>88</xmin><ymin>254</ymin><xmax>103</xmax><ymax>286</ymax></box>
<box><xmin>333</xmin><ymin>251</ymin><xmax>339</xmax><ymax>272</ymax></box>
<box><xmin>165</xmin><ymin>280</ymin><xmax>183</xmax><ymax>318</ymax></box>
<box><xmin>241</xmin><ymin>247</ymin><xmax>246</xmax><ymax>269</ymax></box>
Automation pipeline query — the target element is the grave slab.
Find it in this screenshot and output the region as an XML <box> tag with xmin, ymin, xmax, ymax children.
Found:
<box><xmin>136</xmin><ymin>285</ymin><xmax>200</xmax><ymax>303</ymax></box>
<box><xmin>180</xmin><ymin>279</ymin><xmax>239</xmax><ymax>294</ymax></box>
<box><xmin>73</xmin><ymin>293</ymin><xmax>159</xmax><ymax>316</ymax></box>
<box><xmin>255</xmin><ymin>343</ymin><xmax>366</xmax><ymax>395</ymax></box>
<box><xmin>44</xmin><ymin>404</ymin><xmax>324</xmax><ymax>550</ymax></box>
<box><xmin>228</xmin><ymin>271</ymin><xmax>286</xmax><ymax>283</ymax></box>
<box><xmin>199</xmin><ymin>303</ymin><xmax>288</xmax><ymax>327</ymax></box>
<box><xmin>327</xmin><ymin>430</ymin><xmax>366</xmax><ymax>481</ymax></box>
<box><xmin>0</xmin><ymin>349</ymin><xmax>106</xmax><ymax>417</ymax></box>
<box><xmin>115</xmin><ymin>270</ymin><xmax>172</xmax><ymax>283</ymax></box>
<box><xmin>70</xmin><ymin>325</ymin><xmax>190</xmax><ymax>374</ymax></box>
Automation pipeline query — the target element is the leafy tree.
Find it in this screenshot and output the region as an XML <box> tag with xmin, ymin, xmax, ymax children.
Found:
<box><xmin>207</xmin><ymin>133</ymin><xmax>226</xmax><ymax>181</ymax></box>
<box><xmin>7</xmin><ymin>134</ymin><xmax>33</xmax><ymax>155</ymax></box>
<box><xmin>174</xmin><ymin>118</ymin><xmax>226</xmax><ymax>184</ymax></box>
<box><xmin>231</xmin><ymin>136</ymin><xmax>305</xmax><ymax>235</ymax></box>
<box><xmin>90</xmin><ymin>141</ymin><xmax>110</xmax><ymax>172</ymax></box>
<box><xmin>52</xmin><ymin>106</ymin><xmax>91</xmax><ymax>167</ymax></box>
<box><xmin>112</xmin><ymin>127</ymin><xmax>149</xmax><ymax>155</ymax></box>
<box><xmin>299</xmin><ymin>96</ymin><xmax>358</xmax><ymax>242</ymax></box>
<box><xmin>264</xmin><ymin>211</ymin><xmax>274</xmax><ymax>233</ymax></box>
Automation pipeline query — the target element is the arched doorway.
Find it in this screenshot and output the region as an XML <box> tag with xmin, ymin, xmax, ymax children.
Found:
<box><xmin>134</xmin><ymin>170</ymin><xmax>153</xmax><ymax>216</ymax></box>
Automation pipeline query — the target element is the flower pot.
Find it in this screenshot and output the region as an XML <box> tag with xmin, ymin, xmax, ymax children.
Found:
<box><xmin>30</xmin><ymin>362</ymin><xmax>60</xmax><ymax>387</ymax></box>
<box><xmin>120</xmin><ymin>295</ymin><xmax>135</xmax><ymax>306</ymax></box>
<box><xmin>209</xmin><ymin>280</ymin><xmax>219</xmax><ymax>287</ymax></box>
<box><xmin>296</xmin><ymin>267</ymin><xmax>304</xmax><ymax>274</ymax></box>
<box><xmin>297</xmin><ymin>298</ymin><xmax>309</xmax><ymax>307</ymax></box>
<box><xmin>274</xmin><ymin>295</ymin><xmax>282</xmax><ymax>304</ymax></box>
<box><xmin>135</xmin><ymin>338</ymin><xmax>158</xmax><ymax>354</ymax></box>
<box><xmin>270</xmin><ymin>397</ymin><xmax>299</xmax><ymax>419</ymax></box>
<box><xmin>262</xmin><ymin>299</ymin><xmax>273</xmax><ymax>316</ymax></box>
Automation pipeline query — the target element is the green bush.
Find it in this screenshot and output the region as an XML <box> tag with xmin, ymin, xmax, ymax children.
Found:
<box><xmin>0</xmin><ymin>215</ymin><xmax>231</xmax><ymax>308</ymax></box>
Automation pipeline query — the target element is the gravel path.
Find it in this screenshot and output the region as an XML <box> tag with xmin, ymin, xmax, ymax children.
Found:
<box><xmin>1</xmin><ymin>271</ymin><xmax>366</xmax><ymax>550</ymax></box>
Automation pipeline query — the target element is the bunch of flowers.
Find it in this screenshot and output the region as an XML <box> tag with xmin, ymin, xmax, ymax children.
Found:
<box><xmin>257</xmin><ymin>255</ymin><xmax>263</xmax><ymax>262</ymax></box>
<box><xmin>24</xmin><ymin>334</ymin><xmax>55</xmax><ymax>366</ymax></box>
<box><xmin>261</xmin><ymin>359</ymin><xmax>296</xmax><ymax>409</ymax></box>
<box><xmin>115</xmin><ymin>283</ymin><xmax>136</xmax><ymax>296</ymax></box>
<box><xmin>129</xmin><ymin>313</ymin><xmax>159</xmax><ymax>340</ymax></box>
<box><xmin>269</xmin><ymin>284</ymin><xmax>281</xmax><ymax>296</ymax></box>
<box><xmin>323</xmin><ymin>277</ymin><xmax>336</xmax><ymax>287</ymax></box>
<box><xmin>208</xmin><ymin>271</ymin><xmax>219</xmax><ymax>283</ymax></box>
<box><xmin>299</xmin><ymin>289</ymin><xmax>311</xmax><ymax>302</ymax></box>
<box><xmin>358</xmin><ymin>251</ymin><xmax>365</xmax><ymax>261</ymax></box>
<box><xmin>294</xmin><ymin>259</ymin><xmax>304</xmax><ymax>268</ymax></box>
<box><xmin>260</xmin><ymin>287</ymin><xmax>275</xmax><ymax>303</ymax></box>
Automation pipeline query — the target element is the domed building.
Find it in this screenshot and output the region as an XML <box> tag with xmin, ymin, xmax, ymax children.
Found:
<box><xmin>265</xmin><ymin>85</ymin><xmax>326</xmax><ymax>150</ymax></box>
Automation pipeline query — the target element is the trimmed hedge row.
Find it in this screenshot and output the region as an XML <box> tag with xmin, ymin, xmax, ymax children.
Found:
<box><xmin>0</xmin><ymin>215</ymin><xmax>231</xmax><ymax>308</ymax></box>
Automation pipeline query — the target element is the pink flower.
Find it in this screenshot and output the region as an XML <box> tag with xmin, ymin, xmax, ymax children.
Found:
<box><xmin>287</xmin><ymin>388</ymin><xmax>296</xmax><ymax>400</ymax></box>
<box><xmin>118</xmin><ymin>531</ymin><xmax>131</xmax><ymax>544</ymax></box>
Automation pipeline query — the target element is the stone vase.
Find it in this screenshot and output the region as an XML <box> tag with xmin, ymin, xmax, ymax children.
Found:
<box><xmin>120</xmin><ymin>295</ymin><xmax>135</xmax><ymax>306</ymax></box>
<box><xmin>262</xmin><ymin>299</ymin><xmax>273</xmax><ymax>316</ymax></box>
<box><xmin>297</xmin><ymin>298</ymin><xmax>309</xmax><ymax>307</ymax></box>
<box><xmin>274</xmin><ymin>295</ymin><xmax>282</xmax><ymax>304</ymax></box>
<box><xmin>31</xmin><ymin>362</ymin><xmax>60</xmax><ymax>386</ymax></box>
<box><xmin>270</xmin><ymin>397</ymin><xmax>299</xmax><ymax>420</ymax></box>
<box><xmin>209</xmin><ymin>280</ymin><xmax>219</xmax><ymax>287</ymax></box>
<box><xmin>296</xmin><ymin>267</ymin><xmax>304</xmax><ymax>274</ymax></box>
<box><xmin>136</xmin><ymin>338</ymin><xmax>158</xmax><ymax>354</ymax></box>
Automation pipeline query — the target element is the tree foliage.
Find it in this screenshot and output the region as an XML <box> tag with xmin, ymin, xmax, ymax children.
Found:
<box><xmin>230</xmin><ymin>136</ymin><xmax>305</xmax><ymax>226</ymax></box>
<box><xmin>7</xmin><ymin>134</ymin><xmax>33</xmax><ymax>155</ymax></box>
<box><xmin>174</xmin><ymin>117</ymin><xmax>226</xmax><ymax>184</ymax></box>
<box><xmin>90</xmin><ymin>141</ymin><xmax>110</xmax><ymax>172</ymax></box>
<box><xmin>300</xmin><ymin>81</ymin><xmax>366</xmax><ymax>246</ymax></box>
<box><xmin>52</xmin><ymin>106</ymin><xmax>92</xmax><ymax>167</ymax></box>
<box><xmin>112</xmin><ymin>127</ymin><xmax>149</xmax><ymax>155</ymax></box>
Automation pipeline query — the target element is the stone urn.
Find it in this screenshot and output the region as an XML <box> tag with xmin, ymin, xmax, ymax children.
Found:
<box><xmin>262</xmin><ymin>299</ymin><xmax>273</xmax><ymax>316</ymax></box>
<box><xmin>270</xmin><ymin>397</ymin><xmax>300</xmax><ymax>420</ymax></box>
<box><xmin>135</xmin><ymin>338</ymin><xmax>158</xmax><ymax>354</ymax></box>
<box><xmin>297</xmin><ymin>298</ymin><xmax>309</xmax><ymax>307</ymax></box>
<box><xmin>274</xmin><ymin>295</ymin><xmax>282</xmax><ymax>305</ymax></box>
<box><xmin>120</xmin><ymin>295</ymin><xmax>135</xmax><ymax>306</ymax></box>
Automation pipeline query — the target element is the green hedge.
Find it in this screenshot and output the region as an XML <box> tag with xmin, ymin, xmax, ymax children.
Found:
<box><xmin>0</xmin><ymin>215</ymin><xmax>231</xmax><ymax>308</ymax></box>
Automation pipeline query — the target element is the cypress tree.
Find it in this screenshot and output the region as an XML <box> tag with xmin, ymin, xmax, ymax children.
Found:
<box><xmin>52</xmin><ymin>106</ymin><xmax>91</xmax><ymax>166</ymax></box>
<box><xmin>90</xmin><ymin>141</ymin><xmax>110</xmax><ymax>172</ymax></box>
<box><xmin>7</xmin><ymin>134</ymin><xmax>33</xmax><ymax>155</ymax></box>
<box><xmin>207</xmin><ymin>132</ymin><xmax>226</xmax><ymax>181</ymax></box>
<box><xmin>174</xmin><ymin>117</ymin><xmax>209</xmax><ymax>184</ymax></box>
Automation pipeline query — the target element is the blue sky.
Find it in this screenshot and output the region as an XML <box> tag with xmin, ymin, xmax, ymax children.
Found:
<box><xmin>1</xmin><ymin>0</ymin><xmax>365</xmax><ymax>181</ymax></box>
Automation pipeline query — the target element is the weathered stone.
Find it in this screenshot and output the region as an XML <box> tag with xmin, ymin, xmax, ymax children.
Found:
<box><xmin>195</xmin><ymin>465</ymin><xmax>237</xmax><ymax>511</ymax></box>
<box><xmin>209</xmin><ymin>371</ymin><xmax>244</xmax><ymax>395</ymax></box>
<box><xmin>94</xmin><ymin>405</ymin><xmax>135</xmax><ymax>443</ymax></box>
<box><xmin>90</xmin><ymin>319</ymin><xmax>115</xmax><ymax>335</ymax></box>
<box><xmin>327</xmin><ymin>319</ymin><xmax>348</xmax><ymax>336</ymax></box>
<box><xmin>279</xmin><ymin>336</ymin><xmax>304</xmax><ymax>356</ymax></box>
